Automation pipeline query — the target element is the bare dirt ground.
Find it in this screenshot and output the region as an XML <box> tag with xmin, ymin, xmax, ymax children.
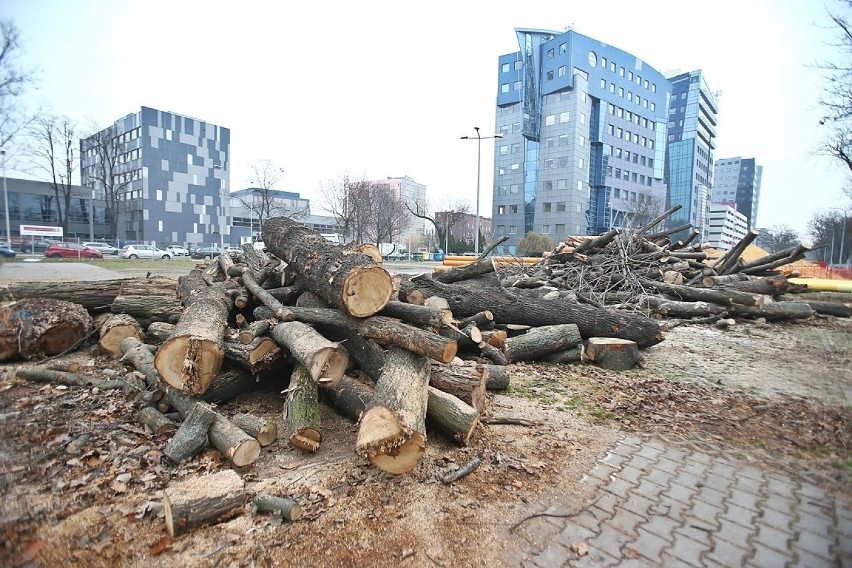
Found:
<box><xmin>0</xmin><ymin>268</ymin><xmax>850</xmax><ymax>567</ymax></box>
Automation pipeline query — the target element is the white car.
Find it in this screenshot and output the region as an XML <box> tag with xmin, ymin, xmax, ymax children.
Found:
<box><xmin>120</xmin><ymin>244</ymin><xmax>172</xmax><ymax>259</ymax></box>
<box><xmin>165</xmin><ymin>245</ymin><xmax>190</xmax><ymax>257</ymax></box>
<box><xmin>83</xmin><ymin>242</ymin><xmax>120</xmax><ymax>255</ymax></box>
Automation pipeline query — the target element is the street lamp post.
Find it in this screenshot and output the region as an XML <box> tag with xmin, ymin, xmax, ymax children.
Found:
<box><xmin>461</xmin><ymin>127</ymin><xmax>503</xmax><ymax>256</ymax></box>
<box><xmin>829</xmin><ymin>207</ymin><xmax>847</xmax><ymax>266</ymax></box>
<box><xmin>1</xmin><ymin>150</ymin><xmax>10</xmax><ymax>246</ymax></box>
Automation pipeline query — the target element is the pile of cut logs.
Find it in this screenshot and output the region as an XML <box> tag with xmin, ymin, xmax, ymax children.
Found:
<box><xmin>1</xmin><ymin>207</ymin><xmax>849</xmax><ymax>483</ymax></box>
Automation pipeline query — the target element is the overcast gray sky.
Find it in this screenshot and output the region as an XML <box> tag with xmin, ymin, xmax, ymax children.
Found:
<box><xmin>5</xmin><ymin>0</ymin><xmax>847</xmax><ymax>238</ymax></box>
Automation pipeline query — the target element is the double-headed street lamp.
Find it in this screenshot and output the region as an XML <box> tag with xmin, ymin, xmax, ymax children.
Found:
<box><xmin>461</xmin><ymin>127</ymin><xmax>503</xmax><ymax>256</ymax></box>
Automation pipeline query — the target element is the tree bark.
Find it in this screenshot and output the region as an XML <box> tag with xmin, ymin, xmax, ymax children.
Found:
<box><xmin>502</xmin><ymin>324</ymin><xmax>583</xmax><ymax>363</ymax></box>
<box><xmin>585</xmin><ymin>338</ymin><xmax>642</xmax><ymax>370</ymax></box>
<box><xmin>163</xmin><ymin>469</ymin><xmax>245</xmax><ymax>536</ymax></box>
<box><xmin>98</xmin><ymin>313</ymin><xmax>144</xmax><ymax>357</ymax></box>
<box><xmin>231</xmin><ymin>413</ymin><xmax>278</xmax><ymax>446</ymax></box>
<box><xmin>481</xmin><ymin>364</ymin><xmax>510</xmax><ymax>390</ymax></box>
<box><xmin>136</xmin><ymin>406</ymin><xmax>177</xmax><ymax>437</ymax></box>
<box><xmin>145</xmin><ymin>321</ymin><xmax>175</xmax><ymax>345</ymax></box>
<box><xmin>410</xmin><ymin>275</ymin><xmax>664</xmax><ymax>348</ymax></box>
<box><xmin>356</xmin><ymin>347</ymin><xmax>430</xmax><ymax>474</ymax></box>
<box><xmin>0</xmin><ymin>276</ymin><xmax>177</xmax><ymax>313</ymax></box>
<box><xmin>425</xmin><ymin>386</ymin><xmax>479</xmax><ymax>446</ymax></box>
<box><xmin>432</xmin><ymin>255</ymin><xmax>497</xmax><ymax>284</ymax></box>
<box><xmin>251</xmin><ymin>494</ymin><xmax>301</xmax><ymax>522</ymax></box>
<box><xmin>0</xmin><ymin>298</ymin><xmax>93</xmax><ymax>362</ymax></box>
<box><xmin>430</xmin><ymin>363</ymin><xmax>486</xmax><ymax>411</ymax></box>
<box><xmin>110</xmin><ymin>294</ymin><xmax>182</xmax><ymax>325</ymax></box>
<box><xmin>285</xmin><ymin>365</ymin><xmax>322</xmax><ymax>452</ymax></box>
<box><xmin>268</xmin><ymin>321</ymin><xmax>348</xmax><ymax>385</ymax></box>
<box><xmin>263</xmin><ymin>216</ymin><xmax>394</xmax><ymax>317</ymax></box>
<box><xmin>163</xmin><ymin>401</ymin><xmax>217</xmax><ymax>462</ymax></box>
<box><xmin>320</xmin><ymin>375</ymin><xmax>376</xmax><ymax>421</ymax></box>
<box><xmin>155</xmin><ymin>283</ymin><xmax>233</xmax><ymax>395</ymax></box>
<box><xmin>378</xmin><ymin>300</ymin><xmax>453</xmax><ymax>328</ymax></box>
<box><xmin>223</xmin><ymin>335</ymin><xmax>282</xmax><ymax>374</ymax></box>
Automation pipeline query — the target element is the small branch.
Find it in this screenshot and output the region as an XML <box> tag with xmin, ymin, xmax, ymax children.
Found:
<box><xmin>441</xmin><ymin>455</ymin><xmax>482</xmax><ymax>484</ymax></box>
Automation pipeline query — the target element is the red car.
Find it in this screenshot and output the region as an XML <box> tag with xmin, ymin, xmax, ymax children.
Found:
<box><xmin>45</xmin><ymin>242</ymin><xmax>104</xmax><ymax>259</ymax></box>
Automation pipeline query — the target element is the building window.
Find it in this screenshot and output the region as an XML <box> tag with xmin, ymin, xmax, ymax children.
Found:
<box><xmin>542</xmin><ymin>225</ymin><xmax>551</xmax><ymax>234</ymax></box>
<box><xmin>544</xmin><ymin>137</ymin><xmax>555</xmax><ymax>148</ymax></box>
<box><xmin>651</xmin><ymin>83</ymin><xmax>657</xmax><ymax>93</ymax></box>
<box><xmin>559</xmin><ymin>42</ymin><xmax>567</xmax><ymax>54</ymax></box>
<box><xmin>600</xmin><ymin>79</ymin><xmax>606</xmax><ymax>89</ymax></box>
<box><xmin>498</xmin><ymin>185</ymin><xmax>508</xmax><ymax>194</ymax></box>
<box><xmin>497</xmin><ymin>224</ymin><xmax>505</xmax><ymax>234</ymax></box>
<box><xmin>498</xmin><ymin>205</ymin><xmax>505</xmax><ymax>214</ymax></box>
<box><xmin>559</xmin><ymin>112</ymin><xmax>570</xmax><ymax>123</ymax></box>
<box><xmin>607</xmin><ymin>124</ymin><xmax>614</xmax><ymax>135</ymax></box>
<box><xmin>543</xmin><ymin>202</ymin><xmax>552</xmax><ymax>212</ymax></box>
<box><xmin>618</xmin><ymin>87</ymin><xmax>624</xmax><ymax>97</ymax></box>
<box><xmin>500</xmin><ymin>144</ymin><xmax>509</xmax><ymax>154</ymax></box>
<box><xmin>545</xmin><ymin>159</ymin><xmax>555</xmax><ymax>169</ymax></box>
<box><xmin>617</xmin><ymin>108</ymin><xmax>623</xmax><ymax>118</ymax></box>
<box><xmin>579</xmin><ymin>158</ymin><xmax>584</xmax><ymax>169</ymax></box>
<box><xmin>557</xmin><ymin>179</ymin><xmax>568</xmax><ymax>190</ymax></box>
<box><xmin>616</xmin><ymin>128</ymin><xmax>623</xmax><ymax>138</ymax></box>
<box><xmin>501</xmin><ymin>83</ymin><xmax>509</xmax><ymax>93</ymax></box>
<box><xmin>547</xmin><ymin>71</ymin><xmax>554</xmax><ymax>81</ymax></box>
<box><xmin>608</xmin><ymin>103</ymin><xmax>615</xmax><ymax>114</ymax></box>
<box><xmin>510</xmin><ymin>205</ymin><xmax>519</xmax><ymax>214</ymax></box>
<box><xmin>511</xmin><ymin>163</ymin><xmax>520</xmax><ymax>171</ymax></box>
<box><xmin>545</xmin><ymin>114</ymin><xmax>556</xmax><ymax>126</ymax></box>
<box><xmin>601</xmin><ymin>56</ymin><xmax>607</xmax><ymax>67</ymax></box>
<box><xmin>558</xmin><ymin>66</ymin><xmax>566</xmax><ymax>77</ymax></box>
<box><xmin>544</xmin><ymin>180</ymin><xmax>553</xmax><ymax>191</ymax></box>
<box><xmin>547</xmin><ymin>48</ymin><xmax>554</xmax><ymax>59</ymax></box>
<box><xmin>509</xmin><ymin>225</ymin><xmax>517</xmax><ymax>234</ymax></box>
<box><xmin>580</xmin><ymin>113</ymin><xmax>586</xmax><ymax>124</ymax></box>
<box><xmin>628</xmin><ymin>71</ymin><xmax>633</xmax><ymax>81</ymax></box>
<box><xmin>610</xmin><ymin>83</ymin><xmax>615</xmax><ymax>93</ymax></box>
<box><xmin>558</xmin><ymin>157</ymin><xmax>569</xmax><ymax>167</ymax></box>
<box><xmin>510</xmin><ymin>184</ymin><xmax>519</xmax><ymax>193</ymax></box>
<box><xmin>557</xmin><ymin>202</ymin><xmax>566</xmax><ymax>212</ymax></box>
<box><xmin>578</xmin><ymin>180</ymin><xmax>584</xmax><ymax>191</ymax></box>
<box><xmin>627</xmin><ymin>91</ymin><xmax>633</xmax><ymax>102</ymax></box>
<box><xmin>513</xmin><ymin>81</ymin><xmax>521</xmax><ymax>91</ymax></box>
<box><xmin>610</xmin><ymin>62</ymin><xmax>616</xmax><ymax>72</ymax></box>
<box><xmin>512</xmin><ymin>122</ymin><xmax>521</xmax><ymax>132</ymax></box>
<box><xmin>502</xmin><ymin>63</ymin><xmax>510</xmax><ymax>73</ymax></box>
<box><xmin>558</xmin><ymin>134</ymin><xmax>570</xmax><ymax>145</ymax></box>
<box><xmin>579</xmin><ymin>136</ymin><xmax>585</xmax><ymax>147</ymax></box>
<box><xmin>650</xmin><ymin>102</ymin><xmax>655</xmax><ymax>112</ymax></box>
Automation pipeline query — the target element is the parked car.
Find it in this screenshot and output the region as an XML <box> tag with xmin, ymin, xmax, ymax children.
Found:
<box><xmin>225</xmin><ymin>246</ymin><xmax>244</xmax><ymax>260</ymax></box>
<box><xmin>165</xmin><ymin>245</ymin><xmax>190</xmax><ymax>257</ymax></box>
<box><xmin>18</xmin><ymin>239</ymin><xmax>57</xmax><ymax>253</ymax></box>
<box><xmin>45</xmin><ymin>242</ymin><xmax>104</xmax><ymax>259</ymax></box>
<box><xmin>83</xmin><ymin>242</ymin><xmax>120</xmax><ymax>256</ymax></box>
<box><xmin>0</xmin><ymin>245</ymin><xmax>16</xmax><ymax>258</ymax></box>
<box><xmin>119</xmin><ymin>244</ymin><xmax>171</xmax><ymax>259</ymax></box>
<box><xmin>192</xmin><ymin>246</ymin><xmax>223</xmax><ymax>260</ymax></box>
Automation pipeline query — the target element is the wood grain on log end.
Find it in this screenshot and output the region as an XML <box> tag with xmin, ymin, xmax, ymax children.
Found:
<box><xmin>290</xmin><ymin>429</ymin><xmax>321</xmax><ymax>452</ymax></box>
<box><xmin>356</xmin><ymin>406</ymin><xmax>426</xmax><ymax>475</ymax></box>
<box><xmin>342</xmin><ymin>266</ymin><xmax>394</xmax><ymax>317</ymax></box>
<box><xmin>155</xmin><ymin>336</ymin><xmax>224</xmax><ymax>395</ymax></box>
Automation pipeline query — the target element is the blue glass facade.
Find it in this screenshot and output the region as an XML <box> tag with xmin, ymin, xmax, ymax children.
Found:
<box><xmin>493</xmin><ymin>28</ymin><xmax>670</xmax><ymax>253</ymax></box>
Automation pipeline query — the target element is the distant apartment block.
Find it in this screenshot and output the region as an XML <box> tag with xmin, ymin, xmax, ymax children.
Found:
<box><xmin>229</xmin><ymin>188</ymin><xmax>310</xmax><ymax>241</ymax></box>
<box><xmin>80</xmin><ymin>106</ymin><xmax>230</xmax><ymax>248</ymax></box>
<box><xmin>492</xmin><ymin>28</ymin><xmax>671</xmax><ymax>253</ymax></box>
<box><xmin>706</xmin><ymin>203</ymin><xmax>748</xmax><ymax>250</ymax></box>
<box><xmin>435</xmin><ymin>211</ymin><xmax>492</xmax><ymax>250</ymax></box>
<box><xmin>664</xmin><ymin>70</ymin><xmax>719</xmax><ymax>239</ymax></box>
<box><xmin>712</xmin><ymin>157</ymin><xmax>762</xmax><ymax>230</ymax></box>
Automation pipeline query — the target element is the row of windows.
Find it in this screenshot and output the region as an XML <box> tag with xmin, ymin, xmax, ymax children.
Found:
<box><xmin>605</xmin><ymin>166</ymin><xmax>654</xmax><ymax>187</ymax></box>
<box><xmin>611</xmin><ymin>147</ymin><xmax>654</xmax><ymax>169</ymax></box>
<box><xmin>599</xmin><ymin>80</ymin><xmax>656</xmax><ymax>111</ymax></box>
<box><xmin>606</xmin><ymin>124</ymin><xmax>655</xmax><ymax>149</ymax></box>
<box><xmin>117</xmin><ymin>148</ymin><xmax>141</xmax><ymax>164</ymax></box>
<box><xmin>542</xmin><ymin>134</ymin><xmax>584</xmax><ymax>148</ymax></box>
<box><xmin>612</xmin><ymin>188</ymin><xmax>646</xmax><ymax>202</ymax></box>
<box><xmin>497</xmin><ymin>179</ymin><xmax>584</xmax><ymax>194</ymax></box>
<box><xmin>608</xmin><ymin>104</ymin><xmax>655</xmax><ymax>130</ymax></box>
<box><xmin>597</xmin><ymin>54</ymin><xmax>657</xmax><ymax>94</ymax></box>
<box><xmin>500</xmin><ymin>60</ymin><xmax>523</xmax><ymax>73</ymax></box>
<box><xmin>544</xmin><ymin>112</ymin><xmax>587</xmax><ymax>126</ymax></box>
<box><xmin>113</xmin><ymin>169</ymin><xmax>142</xmax><ymax>185</ymax></box>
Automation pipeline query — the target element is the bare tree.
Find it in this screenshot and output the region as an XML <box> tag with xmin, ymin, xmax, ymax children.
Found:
<box><xmin>321</xmin><ymin>174</ymin><xmax>374</xmax><ymax>244</ymax></box>
<box><xmin>82</xmin><ymin>124</ymin><xmax>132</xmax><ymax>241</ymax></box>
<box><xmin>816</xmin><ymin>1</ymin><xmax>852</xmax><ymax>189</ymax></box>
<box><xmin>406</xmin><ymin>196</ymin><xmax>470</xmax><ymax>251</ymax></box>
<box><xmin>365</xmin><ymin>184</ymin><xmax>410</xmax><ymax>246</ymax></box>
<box><xmin>623</xmin><ymin>193</ymin><xmax>666</xmax><ymax>232</ymax></box>
<box><xmin>0</xmin><ymin>20</ymin><xmax>37</xmax><ymax>151</ymax></box>
<box><xmin>809</xmin><ymin>208</ymin><xmax>850</xmax><ymax>264</ymax></box>
<box><xmin>238</xmin><ymin>160</ymin><xmax>308</xmax><ymax>232</ymax></box>
<box><xmin>26</xmin><ymin>114</ymin><xmax>77</xmax><ymax>234</ymax></box>
<box><xmin>756</xmin><ymin>225</ymin><xmax>801</xmax><ymax>254</ymax></box>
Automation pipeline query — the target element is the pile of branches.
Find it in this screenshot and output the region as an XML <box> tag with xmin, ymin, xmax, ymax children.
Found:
<box><xmin>492</xmin><ymin>205</ymin><xmax>850</xmax><ymax>326</ymax></box>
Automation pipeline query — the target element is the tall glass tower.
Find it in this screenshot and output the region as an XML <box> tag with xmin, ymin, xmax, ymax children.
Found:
<box><xmin>492</xmin><ymin>28</ymin><xmax>670</xmax><ymax>254</ymax></box>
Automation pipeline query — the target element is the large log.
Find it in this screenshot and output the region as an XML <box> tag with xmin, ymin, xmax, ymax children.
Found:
<box><xmin>260</xmin><ymin>305</ymin><xmax>458</xmax><ymax>364</ymax></box>
<box><xmin>502</xmin><ymin>323</ymin><xmax>583</xmax><ymax>363</ymax></box>
<box><xmin>409</xmin><ymin>275</ymin><xmax>664</xmax><ymax>348</ymax></box>
<box><xmin>154</xmin><ymin>282</ymin><xmax>233</xmax><ymax>395</ymax></box>
<box><xmin>163</xmin><ymin>401</ymin><xmax>217</xmax><ymax>462</ymax></box>
<box><xmin>163</xmin><ymin>469</ymin><xmax>245</xmax><ymax>536</ymax></box>
<box><xmin>268</xmin><ymin>321</ymin><xmax>348</xmax><ymax>385</ymax></box>
<box><xmin>284</xmin><ymin>365</ymin><xmax>322</xmax><ymax>452</ymax></box>
<box><xmin>231</xmin><ymin>413</ymin><xmax>278</xmax><ymax>447</ymax></box>
<box><xmin>356</xmin><ymin>347</ymin><xmax>430</xmax><ymax>474</ymax></box>
<box><xmin>110</xmin><ymin>294</ymin><xmax>182</xmax><ymax>325</ymax></box>
<box><xmin>0</xmin><ymin>276</ymin><xmax>177</xmax><ymax>313</ymax></box>
<box><xmin>0</xmin><ymin>298</ymin><xmax>93</xmax><ymax>362</ymax></box>
<box><xmin>223</xmin><ymin>335</ymin><xmax>282</xmax><ymax>374</ymax></box>
<box><xmin>430</xmin><ymin>363</ymin><xmax>486</xmax><ymax>411</ymax></box>
<box><xmin>263</xmin><ymin>216</ymin><xmax>394</xmax><ymax>317</ymax></box>
<box><xmin>585</xmin><ymin>338</ymin><xmax>642</xmax><ymax>370</ymax></box>
<box><xmin>98</xmin><ymin>313</ymin><xmax>144</xmax><ymax>357</ymax></box>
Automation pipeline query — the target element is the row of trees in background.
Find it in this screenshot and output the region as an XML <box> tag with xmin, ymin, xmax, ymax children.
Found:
<box><xmin>321</xmin><ymin>174</ymin><xmax>411</xmax><ymax>248</ymax></box>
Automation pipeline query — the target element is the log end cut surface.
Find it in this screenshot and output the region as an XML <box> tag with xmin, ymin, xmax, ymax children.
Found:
<box><xmin>342</xmin><ymin>266</ymin><xmax>393</xmax><ymax>317</ymax></box>
<box><xmin>356</xmin><ymin>406</ymin><xmax>425</xmax><ymax>474</ymax></box>
<box><xmin>156</xmin><ymin>336</ymin><xmax>224</xmax><ymax>395</ymax></box>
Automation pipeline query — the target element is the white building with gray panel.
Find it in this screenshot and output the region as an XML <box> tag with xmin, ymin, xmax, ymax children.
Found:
<box><xmin>80</xmin><ymin>106</ymin><xmax>230</xmax><ymax>249</ymax></box>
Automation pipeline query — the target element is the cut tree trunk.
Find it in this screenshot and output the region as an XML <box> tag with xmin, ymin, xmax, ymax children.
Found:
<box><xmin>481</xmin><ymin>364</ymin><xmax>510</xmax><ymax>390</ymax></box>
<box><xmin>154</xmin><ymin>283</ymin><xmax>233</xmax><ymax>395</ymax></box>
<box><xmin>136</xmin><ymin>406</ymin><xmax>177</xmax><ymax>437</ymax></box>
<box><xmin>0</xmin><ymin>298</ymin><xmax>93</xmax><ymax>362</ymax></box>
<box><xmin>410</xmin><ymin>275</ymin><xmax>664</xmax><ymax>348</ymax></box>
<box><xmin>163</xmin><ymin>401</ymin><xmax>217</xmax><ymax>462</ymax></box>
<box><xmin>110</xmin><ymin>294</ymin><xmax>182</xmax><ymax>325</ymax></box>
<box><xmin>644</xmin><ymin>296</ymin><xmax>728</xmax><ymax>318</ymax></box>
<box><xmin>778</xmin><ymin>296</ymin><xmax>852</xmax><ymax>318</ymax></box>
<box><xmin>502</xmin><ymin>324</ymin><xmax>583</xmax><ymax>363</ymax></box>
<box><xmin>425</xmin><ymin>386</ymin><xmax>479</xmax><ymax>446</ymax></box>
<box><xmin>285</xmin><ymin>365</ymin><xmax>322</xmax><ymax>452</ymax></box>
<box><xmin>269</xmin><ymin>321</ymin><xmax>349</xmax><ymax>385</ymax></box>
<box><xmin>430</xmin><ymin>363</ymin><xmax>486</xmax><ymax>411</ymax></box>
<box><xmin>263</xmin><ymin>216</ymin><xmax>394</xmax><ymax>317</ymax></box>
<box><xmin>261</xmin><ymin>306</ymin><xmax>458</xmax><ymax>364</ymax></box>
<box><xmin>163</xmin><ymin>469</ymin><xmax>245</xmax><ymax>536</ymax></box>
<box><xmin>231</xmin><ymin>413</ymin><xmax>278</xmax><ymax>446</ymax></box>
<box><xmin>223</xmin><ymin>335</ymin><xmax>282</xmax><ymax>374</ymax></box>
<box><xmin>356</xmin><ymin>347</ymin><xmax>430</xmax><ymax>474</ymax></box>
<box><xmin>0</xmin><ymin>276</ymin><xmax>177</xmax><ymax>313</ymax></box>
<box><xmin>98</xmin><ymin>314</ymin><xmax>144</xmax><ymax>357</ymax></box>
<box><xmin>320</xmin><ymin>375</ymin><xmax>376</xmax><ymax>421</ymax></box>
<box><xmin>585</xmin><ymin>338</ymin><xmax>641</xmax><ymax>370</ymax></box>
<box><xmin>251</xmin><ymin>494</ymin><xmax>301</xmax><ymax>521</ymax></box>
<box><xmin>378</xmin><ymin>300</ymin><xmax>453</xmax><ymax>328</ymax></box>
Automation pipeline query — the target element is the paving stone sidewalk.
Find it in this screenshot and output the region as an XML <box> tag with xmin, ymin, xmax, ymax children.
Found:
<box><xmin>507</xmin><ymin>435</ymin><xmax>851</xmax><ymax>567</ymax></box>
